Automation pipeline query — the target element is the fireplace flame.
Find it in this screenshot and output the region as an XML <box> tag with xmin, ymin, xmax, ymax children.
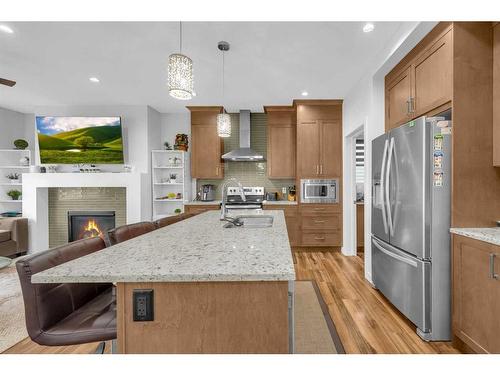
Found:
<box><xmin>81</xmin><ymin>219</ymin><xmax>103</xmax><ymax>239</ymax></box>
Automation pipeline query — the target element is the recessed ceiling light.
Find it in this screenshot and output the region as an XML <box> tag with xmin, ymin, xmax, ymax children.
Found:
<box><xmin>301</xmin><ymin>91</ymin><xmax>309</xmax><ymax>97</ymax></box>
<box><xmin>363</xmin><ymin>23</ymin><xmax>375</xmax><ymax>33</ymax></box>
<box><xmin>89</xmin><ymin>77</ymin><xmax>100</xmax><ymax>83</ymax></box>
<box><xmin>0</xmin><ymin>25</ymin><xmax>14</xmax><ymax>34</ymax></box>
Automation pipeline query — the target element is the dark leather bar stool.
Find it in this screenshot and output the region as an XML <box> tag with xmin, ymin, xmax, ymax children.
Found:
<box><xmin>16</xmin><ymin>237</ymin><xmax>116</xmax><ymax>347</ymax></box>
<box><xmin>154</xmin><ymin>213</ymin><xmax>195</xmax><ymax>229</ymax></box>
<box><xmin>106</xmin><ymin>221</ymin><xmax>156</xmax><ymax>246</ymax></box>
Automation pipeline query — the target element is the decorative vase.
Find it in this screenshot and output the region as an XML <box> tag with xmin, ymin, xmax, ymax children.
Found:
<box><xmin>19</xmin><ymin>156</ymin><xmax>30</xmax><ymax>166</ymax></box>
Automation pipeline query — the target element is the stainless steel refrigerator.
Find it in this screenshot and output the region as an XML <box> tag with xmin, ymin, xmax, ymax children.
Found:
<box><xmin>371</xmin><ymin>113</ymin><xmax>452</xmax><ymax>341</ymax></box>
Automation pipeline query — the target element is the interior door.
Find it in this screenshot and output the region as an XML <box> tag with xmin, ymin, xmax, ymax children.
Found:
<box><xmin>297</xmin><ymin>121</ymin><xmax>320</xmax><ymax>177</ymax></box>
<box><xmin>371</xmin><ymin>132</ymin><xmax>389</xmax><ymax>243</ymax></box>
<box><xmin>387</xmin><ymin>117</ymin><xmax>427</xmax><ymax>258</ymax></box>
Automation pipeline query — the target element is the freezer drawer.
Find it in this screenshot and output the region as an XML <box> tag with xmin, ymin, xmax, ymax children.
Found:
<box><xmin>372</xmin><ymin>237</ymin><xmax>431</xmax><ymax>332</ymax></box>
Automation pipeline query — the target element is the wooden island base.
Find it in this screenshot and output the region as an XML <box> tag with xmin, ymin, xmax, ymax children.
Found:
<box><xmin>116</xmin><ymin>281</ymin><xmax>290</xmax><ymax>354</ymax></box>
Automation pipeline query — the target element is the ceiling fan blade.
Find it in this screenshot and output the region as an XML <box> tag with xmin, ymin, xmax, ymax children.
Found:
<box><xmin>0</xmin><ymin>78</ymin><xmax>16</xmax><ymax>87</ymax></box>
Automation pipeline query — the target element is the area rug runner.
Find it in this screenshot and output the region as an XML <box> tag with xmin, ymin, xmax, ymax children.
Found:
<box><xmin>294</xmin><ymin>280</ymin><xmax>344</xmax><ymax>354</ymax></box>
<box><xmin>0</xmin><ymin>260</ymin><xmax>28</xmax><ymax>353</ymax></box>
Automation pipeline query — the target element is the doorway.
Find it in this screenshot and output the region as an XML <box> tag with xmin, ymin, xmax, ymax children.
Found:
<box><xmin>344</xmin><ymin>125</ymin><xmax>365</xmax><ymax>257</ymax></box>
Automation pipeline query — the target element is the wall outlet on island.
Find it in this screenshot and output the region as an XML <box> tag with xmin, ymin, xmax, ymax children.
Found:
<box><xmin>133</xmin><ymin>289</ymin><xmax>154</xmax><ymax>321</ymax></box>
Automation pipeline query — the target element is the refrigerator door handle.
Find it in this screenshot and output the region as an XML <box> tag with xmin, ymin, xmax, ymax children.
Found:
<box><xmin>385</xmin><ymin>137</ymin><xmax>395</xmax><ymax>236</ymax></box>
<box><xmin>379</xmin><ymin>139</ymin><xmax>389</xmax><ymax>234</ymax></box>
<box><xmin>372</xmin><ymin>237</ymin><xmax>418</xmax><ymax>268</ymax></box>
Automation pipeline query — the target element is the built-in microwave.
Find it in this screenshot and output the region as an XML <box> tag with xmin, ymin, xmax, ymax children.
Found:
<box><xmin>300</xmin><ymin>179</ymin><xmax>339</xmax><ymax>204</ymax></box>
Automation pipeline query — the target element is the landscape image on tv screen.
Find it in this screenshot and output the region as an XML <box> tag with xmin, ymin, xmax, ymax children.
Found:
<box><xmin>36</xmin><ymin>116</ymin><xmax>124</xmax><ymax>164</ymax></box>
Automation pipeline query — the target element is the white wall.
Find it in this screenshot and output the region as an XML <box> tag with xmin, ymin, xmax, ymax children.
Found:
<box><xmin>24</xmin><ymin>105</ymin><xmax>160</xmax><ymax>220</ymax></box>
<box><xmin>160</xmin><ymin>113</ymin><xmax>190</xmax><ymax>148</ymax></box>
<box><xmin>0</xmin><ymin>107</ymin><xmax>35</xmax><ymax>155</ymax></box>
<box><xmin>342</xmin><ymin>22</ymin><xmax>438</xmax><ymax>282</ymax></box>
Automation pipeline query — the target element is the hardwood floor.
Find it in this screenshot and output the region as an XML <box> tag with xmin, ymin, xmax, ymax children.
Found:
<box><xmin>3</xmin><ymin>249</ymin><xmax>459</xmax><ymax>354</ymax></box>
<box><xmin>3</xmin><ymin>338</ymin><xmax>112</xmax><ymax>354</ymax></box>
<box><xmin>293</xmin><ymin>250</ymin><xmax>460</xmax><ymax>354</ymax></box>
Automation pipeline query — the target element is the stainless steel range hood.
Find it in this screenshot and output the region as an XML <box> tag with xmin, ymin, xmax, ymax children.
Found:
<box><xmin>221</xmin><ymin>110</ymin><xmax>265</xmax><ymax>161</ymax></box>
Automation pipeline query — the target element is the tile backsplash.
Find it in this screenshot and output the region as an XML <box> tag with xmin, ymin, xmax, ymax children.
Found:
<box><xmin>197</xmin><ymin>113</ymin><xmax>295</xmax><ymax>199</ymax></box>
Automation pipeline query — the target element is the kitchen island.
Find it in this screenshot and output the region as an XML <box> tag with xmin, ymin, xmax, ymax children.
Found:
<box><xmin>32</xmin><ymin>210</ymin><xmax>296</xmax><ymax>354</ymax></box>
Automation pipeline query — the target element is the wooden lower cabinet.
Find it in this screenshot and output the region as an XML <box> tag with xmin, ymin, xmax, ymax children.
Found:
<box><xmin>356</xmin><ymin>203</ymin><xmax>364</xmax><ymax>249</ymax></box>
<box><xmin>452</xmin><ymin>234</ymin><xmax>500</xmax><ymax>353</ymax></box>
<box><xmin>263</xmin><ymin>204</ymin><xmax>299</xmax><ymax>246</ymax></box>
<box><xmin>299</xmin><ymin>204</ymin><xmax>342</xmax><ymax>247</ymax></box>
<box><xmin>184</xmin><ymin>204</ymin><xmax>220</xmax><ymax>215</ymax></box>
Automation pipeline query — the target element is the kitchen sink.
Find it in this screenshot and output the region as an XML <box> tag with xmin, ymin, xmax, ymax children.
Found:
<box><xmin>223</xmin><ymin>215</ymin><xmax>274</xmax><ymax>228</ymax></box>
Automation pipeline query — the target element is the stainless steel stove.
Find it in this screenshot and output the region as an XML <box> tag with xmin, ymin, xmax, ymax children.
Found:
<box><xmin>225</xmin><ymin>186</ymin><xmax>264</xmax><ymax>210</ymax></box>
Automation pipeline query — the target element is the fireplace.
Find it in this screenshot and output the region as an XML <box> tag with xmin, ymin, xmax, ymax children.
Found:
<box><xmin>67</xmin><ymin>211</ymin><xmax>116</xmax><ymax>242</ymax></box>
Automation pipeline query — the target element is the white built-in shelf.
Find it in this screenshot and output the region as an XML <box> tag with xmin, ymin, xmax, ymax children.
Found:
<box><xmin>0</xmin><ymin>183</ymin><xmax>22</xmax><ymax>186</ymax></box>
<box><xmin>0</xmin><ymin>149</ymin><xmax>31</xmax><ymax>208</ymax></box>
<box><xmin>0</xmin><ymin>200</ymin><xmax>22</xmax><ymax>203</ymax></box>
<box><xmin>0</xmin><ymin>166</ymin><xmax>30</xmax><ymax>169</ymax></box>
<box><xmin>154</xmin><ymin>199</ymin><xmax>184</xmax><ymax>202</ymax></box>
<box><xmin>151</xmin><ymin>150</ymin><xmax>191</xmax><ymax>219</ymax></box>
<box><xmin>153</xmin><ymin>166</ymin><xmax>184</xmax><ymax>169</ymax></box>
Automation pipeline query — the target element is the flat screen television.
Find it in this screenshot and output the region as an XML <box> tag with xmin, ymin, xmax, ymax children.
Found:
<box><xmin>36</xmin><ymin>116</ymin><xmax>124</xmax><ymax>164</ymax></box>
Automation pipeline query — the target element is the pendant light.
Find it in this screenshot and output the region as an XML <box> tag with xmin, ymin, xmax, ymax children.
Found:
<box><xmin>217</xmin><ymin>41</ymin><xmax>231</xmax><ymax>137</ymax></box>
<box><xmin>168</xmin><ymin>22</ymin><xmax>194</xmax><ymax>100</ymax></box>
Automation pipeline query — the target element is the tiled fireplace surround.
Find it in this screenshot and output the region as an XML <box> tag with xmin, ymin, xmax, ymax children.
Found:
<box><xmin>48</xmin><ymin>187</ymin><xmax>126</xmax><ymax>248</ymax></box>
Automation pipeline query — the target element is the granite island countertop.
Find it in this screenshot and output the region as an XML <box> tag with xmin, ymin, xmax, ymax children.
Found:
<box><xmin>450</xmin><ymin>227</ymin><xmax>500</xmax><ymax>246</ymax></box>
<box><xmin>32</xmin><ymin>210</ymin><xmax>296</xmax><ymax>284</ymax></box>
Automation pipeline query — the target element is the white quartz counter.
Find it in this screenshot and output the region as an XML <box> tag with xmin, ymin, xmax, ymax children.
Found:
<box><xmin>450</xmin><ymin>227</ymin><xmax>500</xmax><ymax>246</ymax></box>
<box><xmin>185</xmin><ymin>200</ymin><xmax>221</xmax><ymax>205</ymax></box>
<box><xmin>262</xmin><ymin>200</ymin><xmax>298</xmax><ymax>205</ymax></box>
<box><xmin>32</xmin><ymin>210</ymin><xmax>296</xmax><ymax>284</ymax></box>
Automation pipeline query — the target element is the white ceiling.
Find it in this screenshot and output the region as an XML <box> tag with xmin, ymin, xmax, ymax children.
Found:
<box><xmin>0</xmin><ymin>22</ymin><xmax>408</xmax><ymax>114</ymax></box>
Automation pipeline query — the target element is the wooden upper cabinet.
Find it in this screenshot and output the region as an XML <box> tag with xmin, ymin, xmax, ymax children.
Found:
<box><xmin>265</xmin><ymin>106</ymin><xmax>296</xmax><ymax>179</ymax></box>
<box><xmin>295</xmin><ymin>101</ymin><xmax>343</xmax><ymax>179</ymax></box>
<box><xmin>494</xmin><ymin>23</ymin><xmax>500</xmax><ymax>167</ymax></box>
<box><xmin>320</xmin><ymin>119</ymin><xmax>342</xmax><ymax>177</ymax></box>
<box><xmin>386</xmin><ymin>67</ymin><xmax>412</xmax><ymax>131</ymax></box>
<box><xmin>297</xmin><ymin>121</ymin><xmax>321</xmax><ymax>177</ymax></box>
<box><xmin>385</xmin><ymin>23</ymin><xmax>453</xmax><ymax>132</ymax></box>
<box><xmin>413</xmin><ymin>30</ymin><xmax>453</xmax><ymax>116</ymax></box>
<box><xmin>452</xmin><ymin>235</ymin><xmax>500</xmax><ymax>353</ymax></box>
<box><xmin>187</xmin><ymin>106</ymin><xmax>224</xmax><ymax>179</ymax></box>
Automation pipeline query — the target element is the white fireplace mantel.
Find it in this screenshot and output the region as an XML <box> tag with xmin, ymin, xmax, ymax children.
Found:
<box><xmin>23</xmin><ymin>172</ymin><xmax>143</xmax><ymax>253</ymax></box>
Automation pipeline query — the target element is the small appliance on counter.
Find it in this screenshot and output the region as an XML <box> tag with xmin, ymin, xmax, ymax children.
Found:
<box><xmin>288</xmin><ymin>185</ymin><xmax>296</xmax><ymax>202</ymax></box>
<box><xmin>200</xmin><ymin>184</ymin><xmax>216</xmax><ymax>201</ymax></box>
<box><xmin>265</xmin><ymin>192</ymin><xmax>278</xmax><ymax>201</ymax></box>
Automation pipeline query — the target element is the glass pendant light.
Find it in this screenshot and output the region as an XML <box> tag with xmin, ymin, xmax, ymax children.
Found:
<box><xmin>168</xmin><ymin>22</ymin><xmax>194</xmax><ymax>100</ymax></box>
<box><xmin>217</xmin><ymin>41</ymin><xmax>231</xmax><ymax>137</ymax></box>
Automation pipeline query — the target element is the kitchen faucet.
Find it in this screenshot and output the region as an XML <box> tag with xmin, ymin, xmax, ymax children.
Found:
<box><xmin>220</xmin><ymin>177</ymin><xmax>246</xmax><ymax>222</ymax></box>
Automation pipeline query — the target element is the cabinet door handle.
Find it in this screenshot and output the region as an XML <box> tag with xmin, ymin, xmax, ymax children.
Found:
<box><xmin>314</xmin><ymin>237</ymin><xmax>326</xmax><ymax>241</ymax></box>
<box><xmin>320</xmin><ymin>165</ymin><xmax>323</xmax><ymax>175</ymax></box>
<box><xmin>216</xmin><ymin>166</ymin><xmax>220</xmax><ymax>176</ymax></box>
<box><xmin>490</xmin><ymin>253</ymin><xmax>499</xmax><ymax>280</ymax></box>
<box><xmin>316</xmin><ymin>165</ymin><xmax>319</xmax><ymax>175</ymax></box>
<box><xmin>406</xmin><ymin>99</ymin><xmax>411</xmax><ymax>115</ymax></box>
<box><xmin>314</xmin><ymin>207</ymin><xmax>326</xmax><ymax>211</ymax></box>
<box><xmin>314</xmin><ymin>220</ymin><xmax>325</xmax><ymax>224</ymax></box>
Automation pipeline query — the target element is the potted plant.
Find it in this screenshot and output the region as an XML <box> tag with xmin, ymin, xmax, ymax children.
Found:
<box><xmin>6</xmin><ymin>172</ymin><xmax>20</xmax><ymax>184</ymax></box>
<box><xmin>174</xmin><ymin>208</ymin><xmax>182</xmax><ymax>215</ymax></box>
<box><xmin>13</xmin><ymin>139</ymin><xmax>29</xmax><ymax>150</ymax></box>
<box><xmin>7</xmin><ymin>190</ymin><xmax>22</xmax><ymax>201</ymax></box>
